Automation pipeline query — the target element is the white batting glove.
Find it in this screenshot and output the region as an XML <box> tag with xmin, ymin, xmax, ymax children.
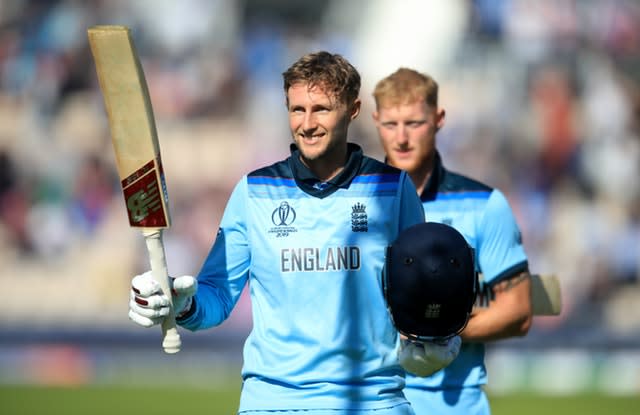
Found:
<box><xmin>128</xmin><ymin>271</ymin><xmax>197</xmax><ymax>328</ymax></box>
<box><xmin>398</xmin><ymin>335</ymin><xmax>462</xmax><ymax>377</ymax></box>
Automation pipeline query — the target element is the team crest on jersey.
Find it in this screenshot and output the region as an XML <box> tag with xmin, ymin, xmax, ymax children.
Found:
<box><xmin>351</xmin><ymin>202</ymin><xmax>368</xmax><ymax>232</ymax></box>
<box><xmin>268</xmin><ymin>201</ymin><xmax>298</xmax><ymax>237</ymax></box>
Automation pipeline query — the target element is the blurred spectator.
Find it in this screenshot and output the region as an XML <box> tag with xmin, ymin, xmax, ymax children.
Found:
<box><xmin>68</xmin><ymin>154</ymin><xmax>117</xmax><ymax>235</ymax></box>
<box><xmin>0</xmin><ymin>149</ymin><xmax>33</xmax><ymax>255</ymax></box>
<box><xmin>528</xmin><ymin>63</ymin><xmax>579</xmax><ymax>192</ymax></box>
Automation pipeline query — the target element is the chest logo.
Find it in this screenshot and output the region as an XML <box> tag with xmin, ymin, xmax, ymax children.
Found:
<box><xmin>269</xmin><ymin>201</ymin><xmax>297</xmax><ymax>237</ymax></box>
<box><xmin>272</xmin><ymin>201</ymin><xmax>296</xmax><ymax>226</ymax></box>
<box><xmin>351</xmin><ymin>202</ymin><xmax>368</xmax><ymax>232</ymax></box>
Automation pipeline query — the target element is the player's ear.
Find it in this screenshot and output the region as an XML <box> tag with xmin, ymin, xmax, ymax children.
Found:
<box><xmin>435</xmin><ymin>108</ymin><xmax>446</xmax><ymax>131</ymax></box>
<box><xmin>349</xmin><ymin>99</ymin><xmax>361</xmax><ymax>120</ymax></box>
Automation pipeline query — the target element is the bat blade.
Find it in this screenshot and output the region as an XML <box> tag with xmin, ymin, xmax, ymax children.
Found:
<box><xmin>88</xmin><ymin>25</ymin><xmax>181</xmax><ymax>353</ymax></box>
<box><xmin>531</xmin><ymin>274</ymin><xmax>562</xmax><ymax>316</ymax></box>
<box><xmin>476</xmin><ymin>273</ymin><xmax>562</xmax><ymax>316</ymax></box>
<box><xmin>88</xmin><ymin>25</ymin><xmax>169</xmax><ymax>228</ymax></box>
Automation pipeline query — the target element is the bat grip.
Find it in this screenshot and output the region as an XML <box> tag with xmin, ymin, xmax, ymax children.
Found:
<box><xmin>142</xmin><ymin>228</ymin><xmax>181</xmax><ymax>353</ymax></box>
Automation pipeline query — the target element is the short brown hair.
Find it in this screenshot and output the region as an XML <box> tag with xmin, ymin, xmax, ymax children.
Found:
<box><xmin>373</xmin><ymin>68</ymin><xmax>438</xmax><ymax>109</ymax></box>
<box><xmin>283</xmin><ymin>51</ymin><xmax>361</xmax><ymax>106</ymax></box>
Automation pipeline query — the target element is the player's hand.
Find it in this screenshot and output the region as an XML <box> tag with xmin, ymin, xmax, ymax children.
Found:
<box><xmin>398</xmin><ymin>335</ymin><xmax>462</xmax><ymax>377</ymax></box>
<box><xmin>128</xmin><ymin>271</ymin><xmax>197</xmax><ymax>328</ymax></box>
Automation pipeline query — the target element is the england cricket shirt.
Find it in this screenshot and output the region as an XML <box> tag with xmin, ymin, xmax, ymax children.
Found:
<box><xmin>178</xmin><ymin>143</ymin><xmax>425</xmax><ymax>411</ymax></box>
<box><xmin>405</xmin><ymin>152</ymin><xmax>529</xmax><ymax>391</ymax></box>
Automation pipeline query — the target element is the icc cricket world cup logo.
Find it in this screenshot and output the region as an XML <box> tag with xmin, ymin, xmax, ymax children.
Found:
<box><xmin>269</xmin><ymin>201</ymin><xmax>297</xmax><ymax>237</ymax></box>
<box><xmin>272</xmin><ymin>201</ymin><xmax>296</xmax><ymax>226</ymax></box>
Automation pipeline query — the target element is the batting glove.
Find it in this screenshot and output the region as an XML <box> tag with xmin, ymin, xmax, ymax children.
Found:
<box><xmin>128</xmin><ymin>271</ymin><xmax>197</xmax><ymax>328</ymax></box>
<box><xmin>398</xmin><ymin>335</ymin><xmax>462</xmax><ymax>377</ymax></box>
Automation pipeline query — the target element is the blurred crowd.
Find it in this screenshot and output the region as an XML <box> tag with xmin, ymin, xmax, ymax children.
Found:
<box><xmin>0</xmin><ymin>0</ymin><xmax>638</xmax><ymax>346</ymax></box>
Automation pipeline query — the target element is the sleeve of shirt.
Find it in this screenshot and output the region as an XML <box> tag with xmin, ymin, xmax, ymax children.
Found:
<box><xmin>477</xmin><ymin>189</ymin><xmax>529</xmax><ymax>285</ymax></box>
<box><xmin>398</xmin><ymin>171</ymin><xmax>426</xmax><ymax>232</ymax></box>
<box><xmin>177</xmin><ymin>177</ymin><xmax>251</xmax><ymax>331</ymax></box>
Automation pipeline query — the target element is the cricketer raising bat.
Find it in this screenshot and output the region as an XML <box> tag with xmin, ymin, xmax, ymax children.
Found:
<box><xmin>88</xmin><ymin>25</ymin><xmax>181</xmax><ymax>353</ymax></box>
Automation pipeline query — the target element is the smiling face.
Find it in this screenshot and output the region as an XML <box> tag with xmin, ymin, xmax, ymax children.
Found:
<box><xmin>373</xmin><ymin>99</ymin><xmax>444</xmax><ymax>179</ymax></box>
<box><xmin>287</xmin><ymin>82</ymin><xmax>361</xmax><ymax>180</ymax></box>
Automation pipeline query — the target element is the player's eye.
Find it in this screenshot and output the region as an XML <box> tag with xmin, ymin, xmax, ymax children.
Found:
<box><xmin>313</xmin><ymin>105</ymin><xmax>330</xmax><ymax>113</ymax></box>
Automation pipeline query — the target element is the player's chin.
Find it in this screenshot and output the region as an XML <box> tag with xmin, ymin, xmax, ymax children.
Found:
<box><xmin>299</xmin><ymin>148</ymin><xmax>325</xmax><ymax>162</ymax></box>
<box><xmin>388</xmin><ymin>156</ymin><xmax>415</xmax><ymax>172</ymax></box>
<box><xmin>296</xmin><ymin>142</ymin><xmax>325</xmax><ymax>160</ymax></box>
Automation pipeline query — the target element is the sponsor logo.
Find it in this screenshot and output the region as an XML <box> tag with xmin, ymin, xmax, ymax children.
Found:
<box><xmin>127</xmin><ymin>184</ymin><xmax>161</xmax><ymax>223</ymax></box>
<box><xmin>121</xmin><ymin>159</ymin><xmax>168</xmax><ymax>227</ymax></box>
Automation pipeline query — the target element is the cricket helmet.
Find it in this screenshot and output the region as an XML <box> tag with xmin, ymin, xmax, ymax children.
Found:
<box><xmin>383</xmin><ymin>222</ymin><xmax>477</xmax><ymax>341</ymax></box>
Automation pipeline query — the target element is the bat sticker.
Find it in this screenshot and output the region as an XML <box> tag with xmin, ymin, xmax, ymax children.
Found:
<box><xmin>122</xmin><ymin>159</ymin><xmax>168</xmax><ymax>227</ymax></box>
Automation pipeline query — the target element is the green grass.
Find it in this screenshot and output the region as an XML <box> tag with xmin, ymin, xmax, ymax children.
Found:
<box><xmin>490</xmin><ymin>393</ymin><xmax>640</xmax><ymax>415</ymax></box>
<box><xmin>1</xmin><ymin>385</ymin><xmax>241</xmax><ymax>415</ymax></box>
<box><xmin>1</xmin><ymin>385</ymin><xmax>639</xmax><ymax>415</ymax></box>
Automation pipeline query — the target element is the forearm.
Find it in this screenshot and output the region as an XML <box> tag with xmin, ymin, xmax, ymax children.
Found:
<box><xmin>177</xmin><ymin>282</ymin><xmax>236</xmax><ymax>331</ymax></box>
<box><xmin>461</xmin><ymin>272</ymin><xmax>533</xmax><ymax>342</ymax></box>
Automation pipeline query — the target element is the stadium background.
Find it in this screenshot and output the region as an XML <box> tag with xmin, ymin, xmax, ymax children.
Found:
<box><xmin>0</xmin><ymin>0</ymin><xmax>638</xmax><ymax>412</ymax></box>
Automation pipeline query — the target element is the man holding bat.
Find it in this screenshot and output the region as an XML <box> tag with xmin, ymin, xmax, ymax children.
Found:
<box><xmin>126</xmin><ymin>51</ymin><xmax>464</xmax><ymax>414</ymax></box>
<box><xmin>372</xmin><ymin>68</ymin><xmax>533</xmax><ymax>415</ymax></box>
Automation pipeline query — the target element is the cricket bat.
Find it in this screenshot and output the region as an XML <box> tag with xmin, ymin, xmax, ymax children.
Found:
<box><xmin>88</xmin><ymin>25</ymin><xmax>181</xmax><ymax>353</ymax></box>
<box><xmin>530</xmin><ymin>274</ymin><xmax>562</xmax><ymax>316</ymax></box>
<box><xmin>477</xmin><ymin>273</ymin><xmax>562</xmax><ymax>316</ymax></box>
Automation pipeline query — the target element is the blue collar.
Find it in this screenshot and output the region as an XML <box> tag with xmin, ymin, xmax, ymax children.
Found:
<box><xmin>288</xmin><ymin>142</ymin><xmax>363</xmax><ymax>198</ymax></box>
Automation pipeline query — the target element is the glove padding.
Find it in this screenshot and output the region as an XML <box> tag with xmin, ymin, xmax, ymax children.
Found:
<box><xmin>128</xmin><ymin>271</ymin><xmax>197</xmax><ymax>328</ymax></box>
<box><xmin>398</xmin><ymin>335</ymin><xmax>462</xmax><ymax>377</ymax></box>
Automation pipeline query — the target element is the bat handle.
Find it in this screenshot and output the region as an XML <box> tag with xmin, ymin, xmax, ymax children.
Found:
<box><xmin>142</xmin><ymin>228</ymin><xmax>182</xmax><ymax>354</ymax></box>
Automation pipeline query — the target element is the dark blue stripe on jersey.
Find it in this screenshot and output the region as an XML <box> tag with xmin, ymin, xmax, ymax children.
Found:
<box><xmin>248</xmin><ymin>157</ymin><xmax>294</xmax><ymax>180</ymax></box>
<box><xmin>248</xmin><ymin>176</ymin><xmax>297</xmax><ymax>187</ymax></box>
<box><xmin>248</xmin><ymin>174</ymin><xmax>401</xmax><ymax>186</ymax></box>
<box><xmin>351</xmin><ymin>176</ymin><xmax>400</xmax><ymax>195</ymax></box>
<box><xmin>247</xmin><ymin>143</ymin><xmax>404</xmax><ymax>198</ymax></box>
<box><xmin>487</xmin><ymin>260</ymin><xmax>529</xmax><ymax>286</ymax></box>
<box><xmin>435</xmin><ymin>191</ymin><xmax>492</xmax><ymax>200</ymax></box>
<box><xmin>247</xmin><ymin>176</ymin><xmax>400</xmax><ymax>198</ymax></box>
<box><xmin>352</xmin><ymin>173</ymin><xmax>401</xmax><ymax>184</ymax></box>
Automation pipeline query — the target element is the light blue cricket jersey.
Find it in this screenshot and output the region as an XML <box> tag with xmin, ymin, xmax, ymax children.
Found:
<box><xmin>178</xmin><ymin>143</ymin><xmax>425</xmax><ymax>412</ymax></box>
<box><xmin>406</xmin><ymin>152</ymin><xmax>529</xmax><ymax>391</ymax></box>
